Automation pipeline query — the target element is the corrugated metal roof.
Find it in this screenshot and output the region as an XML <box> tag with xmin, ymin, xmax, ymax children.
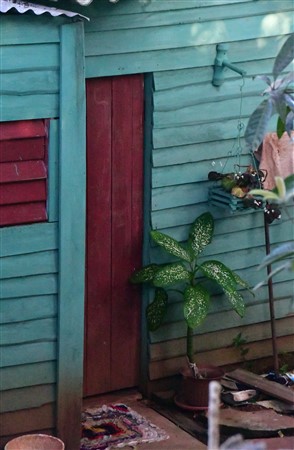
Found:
<box><xmin>0</xmin><ymin>0</ymin><xmax>89</xmax><ymax>19</ymax></box>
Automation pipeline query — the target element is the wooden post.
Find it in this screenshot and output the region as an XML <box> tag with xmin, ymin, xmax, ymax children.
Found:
<box><xmin>57</xmin><ymin>20</ymin><xmax>86</xmax><ymax>450</ymax></box>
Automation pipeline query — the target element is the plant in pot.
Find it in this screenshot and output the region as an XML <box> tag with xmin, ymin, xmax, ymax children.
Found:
<box><xmin>130</xmin><ymin>211</ymin><xmax>253</xmax><ymax>408</ymax></box>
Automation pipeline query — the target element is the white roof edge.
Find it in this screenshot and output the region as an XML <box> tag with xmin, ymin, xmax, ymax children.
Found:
<box><xmin>0</xmin><ymin>0</ymin><xmax>89</xmax><ymax>20</ymax></box>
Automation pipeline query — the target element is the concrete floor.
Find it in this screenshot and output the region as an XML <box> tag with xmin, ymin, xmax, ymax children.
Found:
<box><xmin>83</xmin><ymin>389</ymin><xmax>207</xmax><ymax>450</ymax></box>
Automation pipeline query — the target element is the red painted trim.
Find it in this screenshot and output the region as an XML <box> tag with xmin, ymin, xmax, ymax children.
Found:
<box><xmin>0</xmin><ymin>120</ymin><xmax>46</xmax><ymax>141</ymax></box>
<box><xmin>0</xmin><ymin>160</ymin><xmax>47</xmax><ymax>184</ymax></box>
<box><xmin>0</xmin><ymin>202</ymin><xmax>47</xmax><ymax>226</ymax></box>
<box><xmin>0</xmin><ymin>180</ymin><xmax>46</xmax><ymax>205</ymax></box>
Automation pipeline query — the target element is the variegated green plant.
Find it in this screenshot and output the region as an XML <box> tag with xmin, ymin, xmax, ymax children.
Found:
<box><xmin>130</xmin><ymin>212</ymin><xmax>253</xmax><ymax>368</ymax></box>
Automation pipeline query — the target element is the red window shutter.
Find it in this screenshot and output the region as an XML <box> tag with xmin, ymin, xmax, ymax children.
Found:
<box><xmin>0</xmin><ymin>120</ymin><xmax>48</xmax><ymax>227</ymax></box>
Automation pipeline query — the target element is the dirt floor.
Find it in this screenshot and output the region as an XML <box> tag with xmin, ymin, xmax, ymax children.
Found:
<box><xmin>83</xmin><ymin>389</ymin><xmax>207</xmax><ymax>450</ymax></box>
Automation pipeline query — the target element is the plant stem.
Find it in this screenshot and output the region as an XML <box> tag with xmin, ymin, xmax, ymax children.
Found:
<box><xmin>187</xmin><ymin>326</ymin><xmax>194</xmax><ymax>363</ymax></box>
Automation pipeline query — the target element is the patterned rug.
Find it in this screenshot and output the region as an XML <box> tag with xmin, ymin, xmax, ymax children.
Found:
<box><xmin>80</xmin><ymin>403</ymin><xmax>169</xmax><ymax>450</ymax></box>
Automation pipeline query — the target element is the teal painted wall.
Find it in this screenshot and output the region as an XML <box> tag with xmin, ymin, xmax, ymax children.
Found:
<box><xmin>76</xmin><ymin>0</ymin><xmax>294</xmax><ymax>381</ymax></box>
<box><xmin>0</xmin><ymin>13</ymin><xmax>61</xmax><ymax>444</ymax></box>
<box><xmin>0</xmin><ymin>14</ymin><xmax>86</xmax><ymax>450</ymax></box>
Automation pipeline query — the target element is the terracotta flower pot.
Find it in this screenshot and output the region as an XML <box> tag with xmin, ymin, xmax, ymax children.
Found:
<box><xmin>5</xmin><ymin>434</ymin><xmax>64</xmax><ymax>450</ymax></box>
<box><xmin>180</xmin><ymin>364</ymin><xmax>224</xmax><ymax>408</ymax></box>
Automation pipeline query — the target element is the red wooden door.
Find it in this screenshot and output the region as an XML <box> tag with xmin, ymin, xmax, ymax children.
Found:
<box><xmin>84</xmin><ymin>75</ymin><xmax>144</xmax><ymax>396</ymax></box>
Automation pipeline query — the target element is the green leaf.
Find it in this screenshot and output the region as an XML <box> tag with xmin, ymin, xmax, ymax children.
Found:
<box><xmin>223</xmin><ymin>289</ymin><xmax>245</xmax><ymax>317</ymax></box>
<box><xmin>188</xmin><ymin>212</ymin><xmax>214</xmax><ymax>257</ymax></box>
<box><xmin>154</xmin><ymin>263</ymin><xmax>190</xmax><ymax>287</ymax></box>
<box><xmin>199</xmin><ymin>260</ymin><xmax>237</xmax><ymax>292</ymax></box>
<box><xmin>275</xmin><ymin>176</ymin><xmax>287</xmax><ymax>199</ymax></box>
<box><xmin>273</xmin><ymin>34</ymin><xmax>294</xmax><ymax>80</ymax></box>
<box><xmin>232</xmin><ymin>272</ymin><xmax>254</xmax><ymax>295</ymax></box>
<box><xmin>146</xmin><ymin>288</ymin><xmax>168</xmax><ymax>331</ymax></box>
<box><xmin>183</xmin><ymin>285</ymin><xmax>210</xmax><ymax>329</ymax></box>
<box><xmin>273</xmin><ymin>174</ymin><xmax>294</xmax><ymax>194</ymax></box>
<box><xmin>244</xmin><ymin>98</ymin><xmax>273</xmax><ymax>151</ymax></box>
<box><xmin>150</xmin><ymin>230</ymin><xmax>192</xmax><ymax>263</ymax></box>
<box><xmin>130</xmin><ymin>264</ymin><xmax>159</xmax><ymax>284</ymax></box>
<box><xmin>277</xmin><ymin>115</ymin><xmax>285</xmax><ymax>138</ymax></box>
<box><xmin>249</xmin><ymin>189</ymin><xmax>280</xmax><ymax>202</ymax></box>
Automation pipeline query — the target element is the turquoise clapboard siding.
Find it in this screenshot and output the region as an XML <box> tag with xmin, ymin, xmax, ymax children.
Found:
<box><xmin>61</xmin><ymin>0</ymin><xmax>294</xmax><ymax>382</ymax></box>
<box><xmin>79</xmin><ymin>0</ymin><xmax>293</xmax><ymax>77</ymax></box>
<box><xmin>0</xmin><ymin>223</ymin><xmax>58</xmax><ymax>422</ymax></box>
<box><xmin>1</xmin><ymin>13</ymin><xmax>86</xmax><ymax>450</ymax></box>
<box><xmin>0</xmin><ymin>12</ymin><xmax>59</xmax><ymax>446</ymax></box>
<box><xmin>0</xmin><ymin>13</ymin><xmax>63</xmax><ymax>122</ymax></box>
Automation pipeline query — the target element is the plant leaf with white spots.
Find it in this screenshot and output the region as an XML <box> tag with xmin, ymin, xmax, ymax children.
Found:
<box><xmin>130</xmin><ymin>264</ymin><xmax>159</xmax><ymax>283</ymax></box>
<box><xmin>146</xmin><ymin>288</ymin><xmax>168</xmax><ymax>331</ymax></box>
<box><xmin>183</xmin><ymin>285</ymin><xmax>210</xmax><ymax>329</ymax></box>
<box><xmin>188</xmin><ymin>212</ymin><xmax>214</xmax><ymax>257</ymax></box>
<box><xmin>153</xmin><ymin>263</ymin><xmax>190</xmax><ymax>287</ymax></box>
<box><xmin>151</xmin><ymin>230</ymin><xmax>192</xmax><ymax>263</ymax></box>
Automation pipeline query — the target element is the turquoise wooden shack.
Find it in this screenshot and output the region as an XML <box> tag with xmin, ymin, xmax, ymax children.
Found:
<box><xmin>1</xmin><ymin>0</ymin><xmax>293</xmax><ymax>449</ymax></box>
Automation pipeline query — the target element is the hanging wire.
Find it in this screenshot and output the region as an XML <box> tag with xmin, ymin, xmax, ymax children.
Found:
<box><xmin>219</xmin><ymin>76</ymin><xmax>246</xmax><ymax>175</ymax></box>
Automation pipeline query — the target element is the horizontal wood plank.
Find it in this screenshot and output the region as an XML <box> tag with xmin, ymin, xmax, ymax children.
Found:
<box><xmin>0</xmin><ymin>341</ymin><xmax>56</xmax><ymax>368</ymax></box>
<box><xmin>0</xmin><ymin>44</ymin><xmax>59</xmax><ymax>72</ymax></box>
<box><xmin>1</xmin><ymin>274</ymin><xmax>58</xmax><ymax>300</ymax></box>
<box><xmin>0</xmin><ymin>202</ymin><xmax>47</xmax><ymax>226</ymax></box>
<box><xmin>149</xmin><ymin>334</ymin><xmax>294</xmax><ymax>380</ymax></box>
<box><xmin>153</xmin><ymin>79</ymin><xmax>265</xmax><ymax>114</ymax></box>
<box><xmin>153</xmin><ymin>58</ymin><xmax>275</xmax><ymax>91</ymax></box>
<box><xmin>152</xmin><ymin>138</ymin><xmax>246</xmax><ymax>167</ymax></box>
<box><xmin>1</xmin><ymin>384</ymin><xmax>56</xmax><ymax>413</ymax></box>
<box><xmin>85</xmin><ymin>13</ymin><xmax>292</xmax><ymax>56</ymax></box>
<box><xmin>0</xmin><ymin>70</ymin><xmax>58</xmax><ymax>96</ymax></box>
<box><xmin>0</xmin><ymin>222</ymin><xmax>58</xmax><ymax>257</ymax></box>
<box><xmin>84</xmin><ymin>0</ymin><xmax>255</xmax><ymax>18</ymax></box>
<box><xmin>0</xmin><ymin>362</ymin><xmax>56</xmax><ymax>391</ymax></box>
<box><xmin>0</xmin><ymin>94</ymin><xmax>59</xmax><ymax>123</ymax></box>
<box><xmin>0</xmin><ymin>161</ymin><xmax>47</xmax><ymax>183</ymax></box>
<box><xmin>1</xmin><ymin>250</ymin><xmax>57</xmax><ymax>280</ymax></box>
<box><xmin>0</xmin><ymin>15</ymin><xmax>63</xmax><ymax>46</ymax></box>
<box><xmin>151</xmin><ymin>201</ymin><xmax>293</xmax><ymax>232</ymax></box>
<box><xmin>0</xmin><ymin>403</ymin><xmax>55</xmax><ymax>436</ymax></box>
<box><xmin>150</xmin><ymin>316</ymin><xmax>294</xmax><ymax>361</ymax></box>
<box><xmin>0</xmin><ymin>180</ymin><xmax>46</xmax><ymax>206</ymax></box>
<box><xmin>0</xmin><ymin>318</ymin><xmax>57</xmax><ymax>346</ymax></box>
<box><xmin>0</xmin><ymin>139</ymin><xmax>45</xmax><ymax>163</ymax></box>
<box><xmin>153</xmin><ymin>95</ymin><xmax>261</xmax><ymax>128</ymax></box>
<box><xmin>86</xmin><ymin>35</ymin><xmax>288</xmax><ymax>77</ymax></box>
<box><xmin>1</xmin><ymin>295</ymin><xmax>57</xmax><ymax>324</ymax></box>
<box><xmin>0</xmin><ymin>120</ymin><xmax>46</xmax><ymax>141</ymax></box>
<box><xmin>85</xmin><ymin>1</ymin><xmax>291</xmax><ymax>31</ymax></box>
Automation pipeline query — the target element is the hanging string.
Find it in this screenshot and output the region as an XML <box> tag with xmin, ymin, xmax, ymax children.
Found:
<box><xmin>218</xmin><ymin>76</ymin><xmax>246</xmax><ymax>176</ymax></box>
<box><xmin>235</xmin><ymin>76</ymin><xmax>245</xmax><ymax>169</ymax></box>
